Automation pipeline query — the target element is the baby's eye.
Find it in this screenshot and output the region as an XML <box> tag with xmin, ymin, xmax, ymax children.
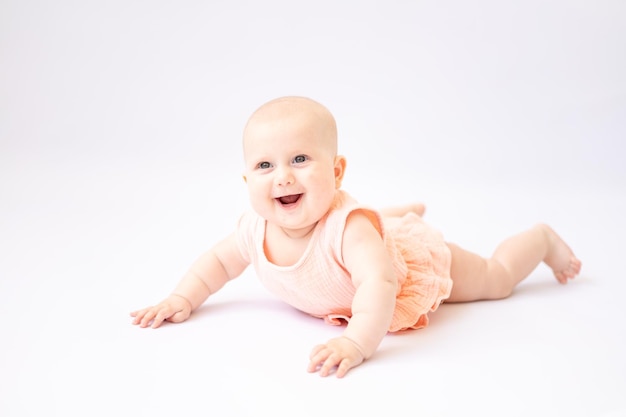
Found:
<box><xmin>257</xmin><ymin>161</ymin><xmax>272</xmax><ymax>169</ymax></box>
<box><xmin>293</xmin><ymin>155</ymin><xmax>308</xmax><ymax>164</ymax></box>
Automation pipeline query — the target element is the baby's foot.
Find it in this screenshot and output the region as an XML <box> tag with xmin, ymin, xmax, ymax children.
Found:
<box><xmin>409</xmin><ymin>203</ymin><xmax>426</xmax><ymax>217</ymax></box>
<box><xmin>380</xmin><ymin>203</ymin><xmax>426</xmax><ymax>218</ymax></box>
<box><xmin>542</xmin><ymin>224</ymin><xmax>582</xmax><ymax>284</ymax></box>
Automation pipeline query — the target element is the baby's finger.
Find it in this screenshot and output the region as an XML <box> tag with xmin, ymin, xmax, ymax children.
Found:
<box><xmin>130</xmin><ymin>310</ymin><xmax>141</xmax><ymax>322</ymax></box>
<box><xmin>307</xmin><ymin>347</ymin><xmax>331</xmax><ymax>373</ymax></box>
<box><xmin>308</xmin><ymin>344</ymin><xmax>327</xmax><ymax>360</ymax></box>
<box><xmin>130</xmin><ymin>308</ymin><xmax>149</xmax><ymax>325</ymax></box>
<box><xmin>319</xmin><ymin>353</ymin><xmax>341</xmax><ymax>377</ymax></box>
<box><xmin>151</xmin><ymin>308</ymin><xmax>173</xmax><ymax>328</ymax></box>
<box><xmin>168</xmin><ymin>310</ymin><xmax>188</xmax><ymax>323</ymax></box>
<box><xmin>139</xmin><ymin>309</ymin><xmax>158</xmax><ymax>328</ymax></box>
<box><xmin>335</xmin><ymin>358</ymin><xmax>355</xmax><ymax>378</ymax></box>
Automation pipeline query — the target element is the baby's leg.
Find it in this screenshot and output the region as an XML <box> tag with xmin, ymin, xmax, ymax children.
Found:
<box><xmin>446</xmin><ymin>224</ymin><xmax>582</xmax><ymax>302</ymax></box>
<box><xmin>379</xmin><ymin>203</ymin><xmax>425</xmax><ymax>218</ymax></box>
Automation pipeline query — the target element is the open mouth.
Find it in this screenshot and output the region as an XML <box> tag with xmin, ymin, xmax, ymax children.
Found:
<box><xmin>276</xmin><ymin>194</ymin><xmax>302</xmax><ymax>206</ymax></box>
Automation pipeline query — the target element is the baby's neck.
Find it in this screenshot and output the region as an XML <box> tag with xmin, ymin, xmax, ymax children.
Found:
<box><xmin>263</xmin><ymin>221</ymin><xmax>319</xmax><ymax>266</ymax></box>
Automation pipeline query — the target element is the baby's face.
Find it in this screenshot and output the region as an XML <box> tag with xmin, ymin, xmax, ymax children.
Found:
<box><xmin>243</xmin><ymin>101</ymin><xmax>344</xmax><ymax>237</ymax></box>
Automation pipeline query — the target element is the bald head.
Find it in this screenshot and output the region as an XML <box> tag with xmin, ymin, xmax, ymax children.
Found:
<box><xmin>243</xmin><ymin>96</ymin><xmax>338</xmax><ymax>158</ymax></box>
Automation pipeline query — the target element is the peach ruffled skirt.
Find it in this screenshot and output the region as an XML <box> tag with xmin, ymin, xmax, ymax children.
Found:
<box><xmin>323</xmin><ymin>211</ymin><xmax>453</xmax><ymax>332</ymax></box>
<box><xmin>384</xmin><ymin>212</ymin><xmax>453</xmax><ymax>332</ymax></box>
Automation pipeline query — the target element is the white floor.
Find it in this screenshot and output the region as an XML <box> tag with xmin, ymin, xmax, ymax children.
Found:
<box><xmin>1</xmin><ymin>1</ymin><xmax>625</xmax><ymax>416</ymax></box>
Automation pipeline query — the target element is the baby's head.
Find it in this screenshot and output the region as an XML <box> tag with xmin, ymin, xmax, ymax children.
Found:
<box><xmin>242</xmin><ymin>96</ymin><xmax>346</xmax><ymax>235</ymax></box>
<box><xmin>243</xmin><ymin>96</ymin><xmax>338</xmax><ymax>158</ymax></box>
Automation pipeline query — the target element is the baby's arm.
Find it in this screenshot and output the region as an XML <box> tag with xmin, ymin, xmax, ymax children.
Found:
<box><xmin>130</xmin><ymin>232</ymin><xmax>249</xmax><ymax>328</ymax></box>
<box><xmin>307</xmin><ymin>212</ymin><xmax>397</xmax><ymax>378</ymax></box>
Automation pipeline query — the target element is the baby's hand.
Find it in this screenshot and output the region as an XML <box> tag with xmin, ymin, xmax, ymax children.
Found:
<box><xmin>130</xmin><ymin>294</ymin><xmax>192</xmax><ymax>329</ymax></box>
<box><xmin>307</xmin><ymin>336</ymin><xmax>365</xmax><ymax>378</ymax></box>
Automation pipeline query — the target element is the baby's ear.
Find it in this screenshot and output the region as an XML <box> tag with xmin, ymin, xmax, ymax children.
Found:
<box><xmin>334</xmin><ymin>155</ymin><xmax>347</xmax><ymax>188</ymax></box>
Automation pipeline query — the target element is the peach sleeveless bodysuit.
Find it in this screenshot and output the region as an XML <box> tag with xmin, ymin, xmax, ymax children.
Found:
<box><xmin>236</xmin><ymin>190</ymin><xmax>453</xmax><ymax>332</ymax></box>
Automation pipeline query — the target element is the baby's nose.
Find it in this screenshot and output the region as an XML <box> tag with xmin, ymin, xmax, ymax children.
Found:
<box><xmin>275</xmin><ymin>166</ymin><xmax>295</xmax><ymax>186</ymax></box>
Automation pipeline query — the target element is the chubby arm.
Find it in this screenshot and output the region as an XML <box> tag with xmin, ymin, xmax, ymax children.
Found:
<box><xmin>308</xmin><ymin>211</ymin><xmax>397</xmax><ymax>377</ymax></box>
<box><xmin>130</xmin><ymin>232</ymin><xmax>249</xmax><ymax>328</ymax></box>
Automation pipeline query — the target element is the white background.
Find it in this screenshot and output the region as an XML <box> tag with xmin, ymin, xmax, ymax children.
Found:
<box><xmin>1</xmin><ymin>1</ymin><xmax>625</xmax><ymax>416</ymax></box>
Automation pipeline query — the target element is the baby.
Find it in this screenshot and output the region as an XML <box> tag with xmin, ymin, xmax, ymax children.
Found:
<box><xmin>131</xmin><ymin>96</ymin><xmax>582</xmax><ymax>378</ymax></box>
